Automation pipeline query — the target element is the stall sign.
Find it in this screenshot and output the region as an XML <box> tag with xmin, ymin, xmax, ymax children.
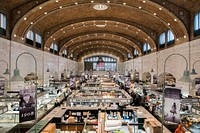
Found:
<box><xmin>181</xmin><ymin>98</ymin><xmax>199</xmax><ymax>104</ymax></box>
<box><xmin>19</xmin><ymin>84</ymin><xmax>36</xmax><ymax>123</ymax></box>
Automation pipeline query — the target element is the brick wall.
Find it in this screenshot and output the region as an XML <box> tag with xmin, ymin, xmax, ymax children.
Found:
<box><xmin>124</xmin><ymin>39</ymin><xmax>200</xmax><ymax>96</ymax></box>
<box><xmin>0</xmin><ymin>38</ymin><xmax>77</xmax><ymax>92</ymax></box>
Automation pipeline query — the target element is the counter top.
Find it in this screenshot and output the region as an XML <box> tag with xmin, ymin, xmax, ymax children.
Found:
<box><xmin>40</xmin><ymin>106</ymin><xmax>172</xmax><ymax>133</ymax></box>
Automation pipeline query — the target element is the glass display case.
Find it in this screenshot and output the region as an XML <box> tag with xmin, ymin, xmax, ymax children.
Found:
<box><xmin>68</xmin><ymin>89</ymin><xmax>132</xmax><ymax>107</ymax></box>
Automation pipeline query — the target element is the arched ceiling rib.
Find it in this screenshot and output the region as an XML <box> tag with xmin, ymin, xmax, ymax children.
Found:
<box><xmin>69</xmin><ymin>42</ymin><xmax>132</xmax><ymax>58</ymax></box>
<box><xmin>8</xmin><ymin>0</ymin><xmax>195</xmax><ymax>62</ymax></box>
<box><xmin>44</xmin><ymin>20</ymin><xmax>157</xmax><ymax>49</ymax></box>
<box><xmin>65</xmin><ymin>39</ymin><xmax>133</xmax><ymax>54</ymax></box>
<box><xmin>57</xmin><ymin>33</ymin><xmax>143</xmax><ymax>56</ymax></box>
<box><xmin>12</xmin><ymin>1</ymin><xmax>188</xmax><ymax>39</ymax></box>
<box><xmin>75</xmin><ymin>47</ymin><xmax>127</xmax><ymax>62</ymax></box>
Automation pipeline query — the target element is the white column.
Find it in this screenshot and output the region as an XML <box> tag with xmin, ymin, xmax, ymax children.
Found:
<box><xmin>151</xmin><ymin>73</ymin><xmax>154</xmax><ymax>84</ymax></box>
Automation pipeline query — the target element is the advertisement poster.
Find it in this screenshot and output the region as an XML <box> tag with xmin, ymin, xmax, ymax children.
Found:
<box><xmin>164</xmin><ymin>87</ymin><xmax>181</xmax><ymax>123</ymax></box>
<box><xmin>19</xmin><ymin>84</ymin><xmax>35</xmax><ymax>123</ymax></box>
<box><xmin>0</xmin><ymin>79</ymin><xmax>5</xmax><ymax>95</ymax></box>
<box><xmin>195</xmin><ymin>78</ymin><xmax>200</xmax><ymax>96</ymax></box>
<box><xmin>70</xmin><ymin>77</ymin><xmax>76</xmax><ymax>90</ymax></box>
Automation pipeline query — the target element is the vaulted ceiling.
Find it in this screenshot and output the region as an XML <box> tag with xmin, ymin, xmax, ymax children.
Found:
<box><xmin>1</xmin><ymin>0</ymin><xmax>200</xmax><ymax>61</ymax></box>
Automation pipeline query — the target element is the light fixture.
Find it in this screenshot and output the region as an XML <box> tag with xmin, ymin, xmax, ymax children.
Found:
<box><xmin>190</xmin><ymin>69</ymin><xmax>197</xmax><ymax>75</ymax></box>
<box><xmin>46</xmin><ymin>68</ymin><xmax>50</xmax><ymax>72</ymax></box>
<box><xmin>179</xmin><ymin>70</ymin><xmax>191</xmax><ymax>82</ymax></box>
<box><xmin>10</xmin><ymin>68</ymin><xmax>23</xmax><ymax>81</ymax></box>
<box><xmin>93</xmin><ymin>3</ymin><xmax>109</xmax><ymax>11</ymax></box>
<box><xmin>190</xmin><ymin>60</ymin><xmax>200</xmax><ymax>75</ymax></box>
<box><xmin>96</xmin><ymin>24</ymin><xmax>106</xmax><ymax>27</ymax></box>
<box><xmin>0</xmin><ymin>60</ymin><xmax>10</xmax><ymax>75</ymax></box>
<box><xmin>161</xmin><ymin>53</ymin><xmax>191</xmax><ymax>133</ymax></box>
<box><xmin>10</xmin><ymin>52</ymin><xmax>38</xmax><ymax>133</ymax></box>
<box><xmin>151</xmin><ymin>68</ymin><xmax>154</xmax><ymax>73</ymax></box>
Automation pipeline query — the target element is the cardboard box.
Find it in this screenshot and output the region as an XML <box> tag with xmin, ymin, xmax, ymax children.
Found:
<box><xmin>41</xmin><ymin>123</ymin><xmax>56</xmax><ymax>133</ymax></box>
<box><xmin>144</xmin><ymin>119</ymin><xmax>161</xmax><ymax>133</ymax></box>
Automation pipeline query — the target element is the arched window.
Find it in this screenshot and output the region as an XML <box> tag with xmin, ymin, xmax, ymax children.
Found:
<box><xmin>143</xmin><ymin>42</ymin><xmax>151</xmax><ymax>55</ymax></box>
<box><xmin>54</xmin><ymin>44</ymin><xmax>58</xmax><ymax>52</ymax></box>
<box><xmin>128</xmin><ymin>53</ymin><xmax>131</xmax><ymax>60</ymax></box>
<box><xmin>26</xmin><ymin>30</ymin><xmax>34</xmax><ymax>45</ymax></box>
<box><xmin>70</xmin><ymin>53</ymin><xmax>73</xmax><ymax>57</ymax></box>
<box><xmin>50</xmin><ymin>42</ymin><xmax>58</xmax><ymax>54</ymax></box>
<box><xmin>62</xmin><ymin>49</ymin><xmax>67</xmax><ymax>58</ymax></box>
<box><xmin>159</xmin><ymin>29</ymin><xmax>175</xmax><ymax>49</ymax></box>
<box><xmin>35</xmin><ymin>33</ymin><xmax>42</xmax><ymax>48</ymax></box>
<box><xmin>167</xmin><ymin>30</ymin><xmax>175</xmax><ymax>46</ymax></box>
<box><xmin>194</xmin><ymin>12</ymin><xmax>200</xmax><ymax>37</ymax></box>
<box><xmin>0</xmin><ymin>13</ymin><xmax>6</xmax><ymax>36</ymax></box>
<box><xmin>147</xmin><ymin>43</ymin><xmax>151</xmax><ymax>51</ymax></box>
<box><xmin>134</xmin><ymin>49</ymin><xmax>138</xmax><ymax>58</ymax></box>
<box><xmin>84</xmin><ymin>56</ymin><xmax>117</xmax><ymax>71</ymax></box>
<box><xmin>143</xmin><ymin>43</ymin><xmax>147</xmax><ymax>53</ymax></box>
<box><xmin>159</xmin><ymin>32</ymin><xmax>165</xmax><ymax>48</ymax></box>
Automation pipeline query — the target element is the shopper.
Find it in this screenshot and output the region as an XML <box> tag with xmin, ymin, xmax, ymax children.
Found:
<box><xmin>174</xmin><ymin>124</ymin><xmax>185</xmax><ymax>133</ymax></box>
<box><xmin>54</xmin><ymin>100</ymin><xmax>60</xmax><ymax>107</ymax></box>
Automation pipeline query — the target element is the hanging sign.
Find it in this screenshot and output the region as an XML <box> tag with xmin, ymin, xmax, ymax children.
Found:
<box><xmin>19</xmin><ymin>84</ymin><xmax>36</xmax><ymax>123</ymax></box>
<box><xmin>164</xmin><ymin>87</ymin><xmax>181</xmax><ymax>123</ymax></box>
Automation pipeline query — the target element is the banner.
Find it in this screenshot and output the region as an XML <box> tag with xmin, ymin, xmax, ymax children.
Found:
<box><xmin>0</xmin><ymin>79</ymin><xmax>5</xmax><ymax>95</ymax></box>
<box><xmin>195</xmin><ymin>78</ymin><xmax>200</xmax><ymax>96</ymax></box>
<box><xmin>164</xmin><ymin>87</ymin><xmax>181</xmax><ymax>123</ymax></box>
<box><xmin>19</xmin><ymin>84</ymin><xmax>36</xmax><ymax>123</ymax></box>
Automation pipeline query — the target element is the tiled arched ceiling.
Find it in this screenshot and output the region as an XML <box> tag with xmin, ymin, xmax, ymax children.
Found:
<box><xmin>57</xmin><ymin>33</ymin><xmax>143</xmax><ymax>56</ymax></box>
<box><xmin>8</xmin><ymin>0</ymin><xmax>198</xmax><ymax>61</ymax></box>
<box><xmin>69</xmin><ymin>42</ymin><xmax>132</xmax><ymax>60</ymax></box>
<box><xmin>65</xmin><ymin>40</ymin><xmax>133</xmax><ymax>56</ymax></box>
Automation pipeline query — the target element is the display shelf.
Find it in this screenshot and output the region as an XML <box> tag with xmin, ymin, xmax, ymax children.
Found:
<box><xmin>0</xmin><ymin>88</ymin><xmax>68</xmax><ymax>133</ymax></box>
<box><xmin>68</xmin><ymin>89</ymin><xmax>132</xmax><ymax>107</ymax></box>
<box><xmin>0</xmin><ymin>106</ymin><xmax>8</xmax><ymax>114</ymax></box>
<box><xmin>39</xmin><ymin>106</ymin><xmax>171</xmax><ymax>133</ymax></box>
